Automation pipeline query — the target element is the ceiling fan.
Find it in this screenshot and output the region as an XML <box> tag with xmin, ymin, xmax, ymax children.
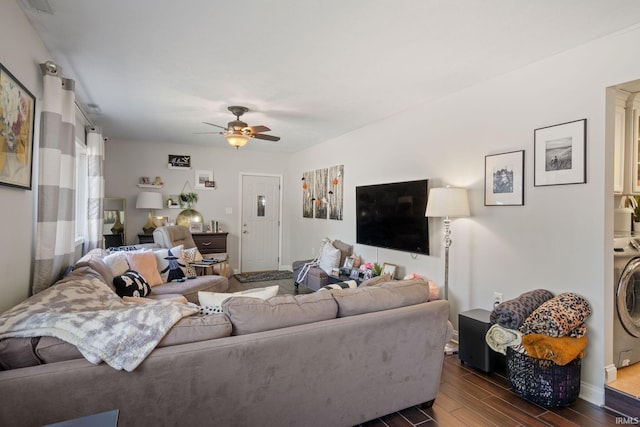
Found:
<box><xmin>199</xmin><ymin>106</ymin><xmax>280</xmax><ymax>148</ymax></box>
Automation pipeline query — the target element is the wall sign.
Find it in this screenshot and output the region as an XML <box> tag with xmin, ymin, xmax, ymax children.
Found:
<box><xmin>168</xmin><ymin>154</ymin><xmax>191</xmax><ymax>169</ymax></box>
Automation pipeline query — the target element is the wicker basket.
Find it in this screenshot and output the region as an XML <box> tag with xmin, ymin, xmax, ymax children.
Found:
<box><xmin>506</xmin><ymin>347</ymin><xmax>581</xmax><ymax>407</ymax></box>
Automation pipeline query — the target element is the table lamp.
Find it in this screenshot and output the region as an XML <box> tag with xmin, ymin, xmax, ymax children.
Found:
<box><xmin>136</xmin><ymin>192</ymin><xmax>163</xmax><ymax>234</ymax></box>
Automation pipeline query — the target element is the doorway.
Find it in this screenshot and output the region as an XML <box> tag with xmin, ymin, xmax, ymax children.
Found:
<box><xmin>240</xmin><ymin>174</ymin><xmax>281</xmax><ymax>272</ymax></box>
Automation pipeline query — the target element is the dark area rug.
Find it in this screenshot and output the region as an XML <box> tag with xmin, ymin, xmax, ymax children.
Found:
<box><xmin>233</xmin><ymin>271</ymin><xmax>293</xmax><ymax>283</ymax></box>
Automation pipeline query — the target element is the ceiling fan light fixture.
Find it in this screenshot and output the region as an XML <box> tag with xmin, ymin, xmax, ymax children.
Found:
<box><xmin>225</xmin><ymin>133</ymin><xmax>250</xmax><ymax>148</ymax></box>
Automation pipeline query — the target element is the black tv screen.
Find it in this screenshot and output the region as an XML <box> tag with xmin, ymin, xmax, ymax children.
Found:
<box><xmin>356</xmin><ymin>179</ymin><xmax>429</xmax><ymax>255</ymax></box>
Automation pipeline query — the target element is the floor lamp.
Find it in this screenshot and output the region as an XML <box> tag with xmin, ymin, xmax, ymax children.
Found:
<box><xmin>425</xmin><ymin>187</ymin><xmax>470</xmax><ymax>301</ymax></box>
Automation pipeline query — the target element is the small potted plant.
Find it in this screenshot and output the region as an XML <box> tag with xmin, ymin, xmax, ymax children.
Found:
<box><xmin>179</xmin><ymin>192</ymin><xmax>198</xmax><ymax>209</ymax></box>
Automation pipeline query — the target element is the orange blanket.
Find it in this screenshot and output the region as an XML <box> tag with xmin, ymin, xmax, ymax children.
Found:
<box><xmin>522</xmin><ymin>334</ymin><xmax>587</xmax><ymax>365</ymax></box>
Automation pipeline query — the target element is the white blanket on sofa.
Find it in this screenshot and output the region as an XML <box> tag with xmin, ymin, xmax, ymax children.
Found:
<box><xmin>0</xmin><ymin>276</ymin><xmax>198</xmax><ymax>371</ymax></box>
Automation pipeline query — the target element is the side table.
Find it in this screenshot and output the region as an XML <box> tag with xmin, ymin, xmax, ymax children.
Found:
<box><xmin>458</xmin><ymin>308</ymin><xmax>496</xmax><ymax>373</ymax></box>
<box><xmin>189</xmin><ymin>260</ymin><xmax>228</xmax><ymax>277</ymax></box>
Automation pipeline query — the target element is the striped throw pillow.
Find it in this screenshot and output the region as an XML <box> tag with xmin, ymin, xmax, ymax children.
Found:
<box><xmin>319</xmin><ymin>280</ymin><xmax>358</xmax><ymax>291</ymax></box>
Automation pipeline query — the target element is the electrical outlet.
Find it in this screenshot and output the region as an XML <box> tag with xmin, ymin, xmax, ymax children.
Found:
<box><xmin>493</xmin><ymin>292</ymin><xmax>503</xmax><ymax>307</ymax></box>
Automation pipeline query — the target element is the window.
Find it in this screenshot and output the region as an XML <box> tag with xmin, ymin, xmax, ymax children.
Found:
<box><xmin>75</xmin><ymin>139</ymin><xmax>88</xmax><ymax>243</ymax></box>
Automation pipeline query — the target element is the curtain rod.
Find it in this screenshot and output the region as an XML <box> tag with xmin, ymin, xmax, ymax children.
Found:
<box><xmin>75</xmin><ymin>102</ymin><xmax>96</xmax><ymax>130</ymax></box>
<box><xmin>42</xmin><ymin>60</ymin><xmax>97</xmax><ymax>130</ymax></box>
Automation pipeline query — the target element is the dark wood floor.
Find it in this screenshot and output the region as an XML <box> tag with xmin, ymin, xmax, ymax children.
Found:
<box><xmin>228</xmin><ymin>275</ymin><xmax>621</xmax><ymax>426</ymax></box>
<box><xmin>359</xmin><ymin>355</ymin><xmax>620</xmax><ymax>427</ymax></box>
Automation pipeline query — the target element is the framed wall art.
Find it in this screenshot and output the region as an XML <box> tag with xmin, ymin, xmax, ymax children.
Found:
<box><xmin>484</xmin><ymin>150</ymin><xmax>524</xmax><ymax>206</ymax></box>
<box><xmin>534</xmin><ymin>119</ymin><xmax>586</xmax><ymax>186</ymax></box>
<box><xmin>168</xmin><ymin>154</ymin><xmax>191</xmax><ymax>169</ymax></box>
<box><xmin>194</xmin><ymin>170</ymin><xmax>214</xmax><ymax>189</ymax></box>
<box><xmin>0</xmin><ymin>63</ymin><xmax>36</xmax><ymax>190</ymax></box>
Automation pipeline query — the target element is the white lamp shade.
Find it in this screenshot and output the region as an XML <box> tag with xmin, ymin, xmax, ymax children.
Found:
<box><xmin>425</xmin><ymin>187</ymin><xmax>470</xmax><ymax>218</ymax></box>
<box><xmin>136</xmin><ymin>192</ymin><xmax>163</xmax><ymax>210</ymax></box>
<box><xmin>225</xmin><ymin>134</ymin><xmax>250</xmax><ymax>148</ymax></box>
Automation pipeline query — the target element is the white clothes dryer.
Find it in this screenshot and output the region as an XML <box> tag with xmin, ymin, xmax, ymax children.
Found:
<box><xmin>613</xmin><ymin>237</ymin><xmax>640</xmax><ymax>368</ymax></box>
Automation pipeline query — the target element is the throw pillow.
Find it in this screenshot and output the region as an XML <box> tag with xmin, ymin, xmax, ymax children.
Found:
<box><xmin>103</xmin><ymin>252</ymin><xmax>130</xmax><ymax>277</ymax></box>
<box><xmin>125</xmin><ymin>251</ymin><xmax>163</xmax><ymax>286</ymax></box>
<box><xmin>318</xmin><ymin>241</ymin><xmax>341</xmax><ymax>274</ymax></box>
<box><xmin>198</xmin><ymin>285</ymin><xmax>279</xmax><ymax>314</ymax></box>
<box><xmin>154</xmin><ymin>245</ymin><xmax>186</xmax><ymax>283</ymax></box>
<box><xmin>113</xmin><ymin>270</ymin><xmax>151</xmax><ymax>297</ymax></box>
<box><xmin>182</xmin><ymin>247</ymin><xmax>202</xmax><ymax>277</ymax></box>
<box><xmin>106</xmin><ymin>245</ymin><xmax>142</xmax><ymax>253</ymax></box>
<box><xmin>319</xmin><ymin>280</ymin><xmax>358</xmax><ymax>291</ymax></box>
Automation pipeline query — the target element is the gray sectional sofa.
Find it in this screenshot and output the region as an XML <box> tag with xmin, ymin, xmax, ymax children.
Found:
<box><xmin>0</xmin><ymin>253</ymin><xmax>450</xmax><ymax>427</ymax></box>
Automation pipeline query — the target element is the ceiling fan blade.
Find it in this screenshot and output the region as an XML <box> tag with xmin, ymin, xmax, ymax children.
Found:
<box><xmin>248</xmin><ymin>125</ymin><xmax>271</xmax><ymax>133</ymax></box>
<box><xmin>252</xmin><ymin>133</ymin><xmax>280</xmax><ymax>142</ymax></box>
<box><xmin>193</xmin><ymin>131</ymin><xmax>222</xmax><ymax>135</ymax></box>
<box><xmin>203</xmin><ymin>121</ymin><xmax>228</xmax><ymax>130</ymax></box>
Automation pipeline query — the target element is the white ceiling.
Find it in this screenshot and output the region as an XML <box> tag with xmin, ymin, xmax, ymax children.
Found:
<box><xmin>18</xmin><ymin>0</ymin><xmax>640</xmax><ymax>152</ymax></box>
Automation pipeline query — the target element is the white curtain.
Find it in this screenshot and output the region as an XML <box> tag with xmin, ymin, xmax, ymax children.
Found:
<box><xmin>85</xmin><ymin>127</ymin><xmax>104</xmax><ymax>251</ymax></box>
<box><xmin>32</xmin><ymin>62</ymin><xmax>76</xmax><ymax>295</ymax></box>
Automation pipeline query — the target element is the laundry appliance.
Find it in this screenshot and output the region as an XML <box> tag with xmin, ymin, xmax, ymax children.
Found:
<box><xmin>613</xmin><ymin>237</ymin><xmax>640</xmax><ymax>368</ymax></box>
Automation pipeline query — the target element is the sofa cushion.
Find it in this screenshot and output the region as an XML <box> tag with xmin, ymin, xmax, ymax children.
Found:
<box><xmin>73</xmin><ymin>252</ymin><xmax>114</xmax><ymax>290</ymax></box>
<box><xmin>154</xmin><ymin>245</ymin><xmax>186</xmax><ymax>282</ymax></box>
<box><xmin>332</xmin><ymin>240</ymin><xmax>353</xmax><ymax>267</ymax></box>
<box><xmin>331</xmin><ymin>279</ymin><xmax>430</xmax><ymax>317</ymax></box>
<box><xmin>198</xmin><ymin>285</ymin><xmax>279</xmax><ymax>314</ymax></box>
<box><xmin>0</xmin><ymin>337</ymin><xmax>42</xmax><ymax>370</ymax></box>
<box><xmin>157</xmin><ymin>314</ymin><xmax>232</xmax><ymax>346</ymax></box>
<box><xmin>113</xmin><ymin>270</ymin><xmax>152</xmax><ymax>298</ymax></box>
<box><xmin>358</xmin><ymin>273</ymin><xmax>391</xmax><ymax>287</ymax></box>
<box><xmin>223</xmin><ymin>291</ymin><xmax>338</xmax><ymax>335</ymax></box>
<box><xmin>126</xmin><ymin>251</ymin><xmax>163</xmax><ymax>286</ymax></box>
<box><xmin>34</xmin><ymin>314</ymin><xmax>233</xmax><ymax>364</ymax></box>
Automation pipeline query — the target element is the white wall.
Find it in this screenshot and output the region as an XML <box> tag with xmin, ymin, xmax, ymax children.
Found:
<box><xmin>104</xmin><ymin>139</ymin><xmax>291</xmax><ymax>271</ymax></box>
<box><xmin>0</xmin><ymin>1</ymin><xmax>51</xmax><ymax>313</ymax></box>
<box><xmin>286</xmin><ymin>24</ymin><xmax>640</xmax><ymax>403</ymax></box>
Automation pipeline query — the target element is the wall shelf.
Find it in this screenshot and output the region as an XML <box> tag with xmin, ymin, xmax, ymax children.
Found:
<box><xmin>137</xmin><ymin>184</ymin><xmax>163</xmax><ymax>189</ymax></box>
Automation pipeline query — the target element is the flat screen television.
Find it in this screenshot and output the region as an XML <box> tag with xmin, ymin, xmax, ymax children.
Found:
<box><xmin>356</xmin><ymin>179</ymin><xmax>429</xmax><ymax>255</ymax></box>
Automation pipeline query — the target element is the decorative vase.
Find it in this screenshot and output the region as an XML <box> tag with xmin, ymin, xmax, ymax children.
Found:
<box><xmin>176</xmin><ymin>208</ymin><xmax>203</xmax><ymax>228</ymax></box>
<box><xmin>110</xmin><ymin>214</ymin><xmax>124</xmax><ymax>234</ymax></box>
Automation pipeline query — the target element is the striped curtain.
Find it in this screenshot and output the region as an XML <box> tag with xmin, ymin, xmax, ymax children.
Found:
<box><xmin>32</xmin><ymin>63</ymin><xmax>76</xmax><ymax>295</ymax></box>
<box><xmin>85</xmin><ymin>127</ymin><xmax>104</xmax><ymax>251</ymax></box>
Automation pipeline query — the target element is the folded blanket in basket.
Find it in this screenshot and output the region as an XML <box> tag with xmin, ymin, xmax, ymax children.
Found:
<box><xmin>490</xmin><ymin>289</ymin><xmax>554</xmax><ymax>329</ymax></box>
<box><xmin>485</xmin><ymin>324</ymin><xmax>522</xmax><ymax>355</ymax></box>
<box><xmin>519</xmin><ymin>292</ymin><xmax>592</xmax><ymax>337</ymax></box>
<box><xmin>522</xmin><ymin>334</ymin><xmax>588</xmax><ymax>365</ymax></box>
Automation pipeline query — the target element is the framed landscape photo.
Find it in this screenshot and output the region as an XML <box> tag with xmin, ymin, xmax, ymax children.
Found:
<box><xmin>195</xmin><ymin>170</ymin><xmax>214</xmax><ymax>189</ymax></box>
<box><xmin>0</xmin><ymin>63</ymin><xmax>35</xmax><ymax>190</ymax></box>
<box><xmin>484</xmin><ymin>150</ymin><xmax>524</xmax><ymax>206</ymax></box>
<box><xmin>534</xmin><ymin>119</ymin><xmax>586</xmax><ymax>186</ymax></box>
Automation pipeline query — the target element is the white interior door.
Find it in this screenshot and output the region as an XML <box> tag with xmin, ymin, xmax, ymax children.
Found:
<box><xmin>241</xmin><ymin>175</ymin><xmax>281</xmax><ymax>272</ymax></box>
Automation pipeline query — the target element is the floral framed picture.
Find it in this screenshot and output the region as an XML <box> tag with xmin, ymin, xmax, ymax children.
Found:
<box><xmin>189</xmin><ymin>222</ymin><xmax>203</xmax><ymax>233</ymax></box>
<box><xmin>0</xmin><ymin>63</ymin><xmax>36</xmax><ymax>190</ymax></box>
<box><xmin>534</xmin><ymin>119</ymin><xmax>586</xmax><ymax>186</ymax></box>
<box><xmin>484</xmin><ymin>150</ymin><xmax>524</xmax><ymax>206</ymax></box>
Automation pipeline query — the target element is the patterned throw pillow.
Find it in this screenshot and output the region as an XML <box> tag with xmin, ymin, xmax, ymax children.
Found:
<box><xmin>197</xmin><ymin>285</ymin><xmax>279</xmax><ymax>315</ymax></box>
<box><xmin>319</xmin><ymin>280</ymin><xmax>358</xmax><ymax>291</ymax></box>
<box><xmin>154</xmin><ymin>245</ymin><xmax>186</xmax><ymax>283</ymax></box>
<box><xmin>113</xmin><ymin>270</ymin><xmax>151</xmax><ymax>298</ymax></box>
<box><xmin>182</xmin><ymin>247</ymin><xmax>202</xmax><ymax>277</ymax></box>
<box><xmin>106</xmin><ymin>245</ymin><xmax>142</xmax><ymax>253</ymax></box>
